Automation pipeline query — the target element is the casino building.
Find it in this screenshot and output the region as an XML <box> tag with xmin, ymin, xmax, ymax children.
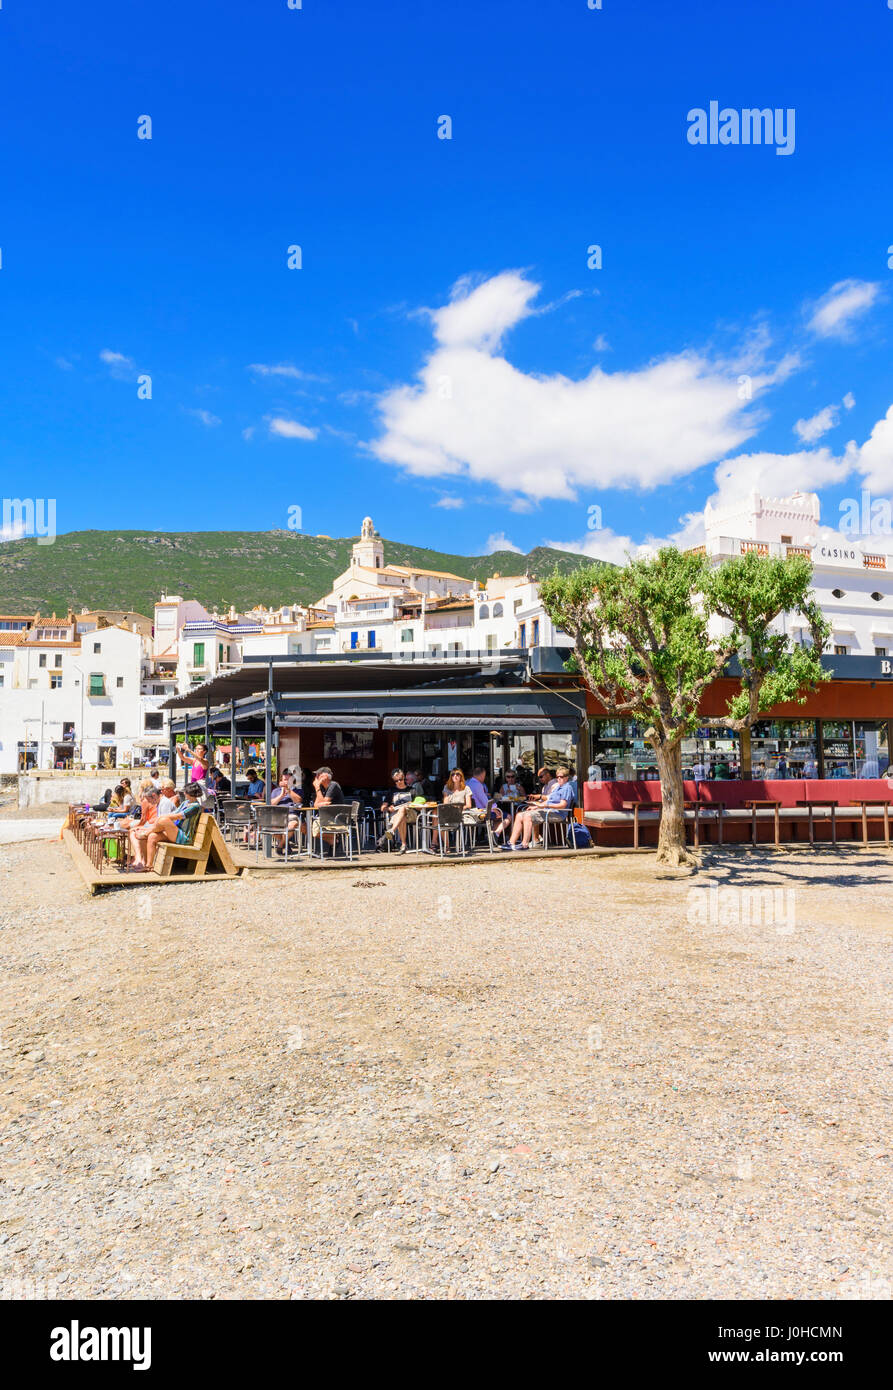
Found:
<box><xmin>588</xmin><ymin>490</ymin><xmax>893</xmax><ymax>779</ymax></box>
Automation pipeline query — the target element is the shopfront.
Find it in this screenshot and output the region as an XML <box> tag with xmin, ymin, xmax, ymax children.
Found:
<box><xmin>585</xmin><ymin>656</ymin><xmax>893</xmax><ymax>781</ymax></box>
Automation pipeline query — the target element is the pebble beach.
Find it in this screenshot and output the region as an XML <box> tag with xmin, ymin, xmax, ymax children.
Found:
<box><xmin>1</xmin><ymin>836</ymin><xmax>891</xmax><ymax>1301</ymax></box>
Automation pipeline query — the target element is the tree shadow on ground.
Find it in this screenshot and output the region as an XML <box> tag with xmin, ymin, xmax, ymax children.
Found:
<box><xmin>686</xmin><ymin>846</ymin><xmax>893</xmax><ymax>891</ymax></box>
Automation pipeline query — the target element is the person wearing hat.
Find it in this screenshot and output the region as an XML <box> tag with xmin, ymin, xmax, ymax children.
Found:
<box><xmin>312</xmin><ymin>765</ymin><xmax>346</xmax><ymax>853</ymax></box>
<box><xmin>312</xmin><ymin>766</ymin><xmax>345</xmax><ymax>806</ymax></box>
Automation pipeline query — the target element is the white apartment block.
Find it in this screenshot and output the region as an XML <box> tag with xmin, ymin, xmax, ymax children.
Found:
<box><xmin>701</xmin><ymin>490</ymin><xmax>893</xmax><ymax>658</ymax></box>
<box><xmin>0</xmin><ymin>619</ymin><xmax>155</xmax><ymax>774</ymax></box>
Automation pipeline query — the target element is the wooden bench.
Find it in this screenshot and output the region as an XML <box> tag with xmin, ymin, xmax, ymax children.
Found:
<box><xmin>152</xmin><ymin>813</ymin><xmax>237</xmax><ymax>878</ymax></box>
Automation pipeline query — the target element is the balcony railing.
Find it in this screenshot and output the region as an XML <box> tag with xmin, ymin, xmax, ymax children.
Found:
<box><xmin>863</xmin><ymin>553</ymin><xmax>886</xmax><ymax>569</ymax></box>
<box><xmin>740</xmin><ymin>541</ymin><xmax>769</xmax><ymax>556</ymax></box>
<box><xmin>786</xmin><ymin>545</ymin><xmax>811</xmax><ymax>558</ymax></box>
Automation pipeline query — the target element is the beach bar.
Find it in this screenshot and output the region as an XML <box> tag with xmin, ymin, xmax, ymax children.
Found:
<box><xmin>163</xmin><ymin>650</ymin><xmax>589</xmax><ymax>799</ymax></box>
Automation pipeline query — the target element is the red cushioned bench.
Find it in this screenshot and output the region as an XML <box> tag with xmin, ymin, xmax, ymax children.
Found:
<box><xmin>582</xmin><ymin>778</ymin><xmax>893</xmax><ymax>848</ymax></box>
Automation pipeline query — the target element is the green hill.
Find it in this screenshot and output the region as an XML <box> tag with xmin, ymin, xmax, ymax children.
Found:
<box><xmin>0</xmin><ymin>529</ymin><xmax>591</xmax><ymax>616</ymax></box>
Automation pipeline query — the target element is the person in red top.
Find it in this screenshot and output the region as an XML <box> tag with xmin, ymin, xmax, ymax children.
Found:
<box><xmin>127</xmin><ymin>788</ymin><xmax>160</xmax><ymax>870</ymax></box>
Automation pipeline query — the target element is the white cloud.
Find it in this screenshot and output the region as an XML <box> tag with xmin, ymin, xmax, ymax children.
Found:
<box><xmin>545</xmin><ymin>528</ymin><xmax>647</xmax><ymax>565</ymax></box>
<box><xmin>371</xmin><ymin>271</ymin><xmax>770</xmax><ymax>501</ymax></box>
<box><xmin>795</xmin><ymin>391</ymin><xmax>858</xmax><ymax>443</ymax></box>
<box><xmin>711</xmin><ymin>446</ymin><xmax>848</xmax><ymax>507</ymax></box>
<box><xmin>55</xmin><ymin>356</ymin><xmax>74</xmax><ymax>371</ymax></box>
<box><xmin>430</xmin><ymin>271</ymin><xmax>540</xmax><ymax>352</ymax></box>
<box><xmin>807</xmin><ymin>279</ymin><xmax>881</xmax><ymax>340</ymax></box>
<box><xmin>267</xmin><ymin>416</ymin><xmax>318</xmax><ymax>441</ymax></box>
<box><xmin>242</xmin><ymin>426</ymin><xmax>256</xmax><ymax>441</ymax></box>
<box><xmin>484</xmin><ymin>531</ymin><xmax>523</xmax><ymax>554</ymax></box>
<box><xmin>433</xmin><ymin>496</ymin><xmax>464</xmax><ymax>509</ymax></box>
<box><xmin>249</xmin><ymin>362</ymin><xmax>325</xmax><ymax>382</ymax></box>
<box><xmin>850</xmin><ymin>404</ymin><xmax>893</xmax><ymax>492</ymax></box>
<box><xmin>0</xmin><ymin>519</ymin><xmax>28</xmax><ymax>544</ymax></box>
<box><xmin>99</xmin><ymin>349</ymin><xmax>136</xmax><ymax>379</ymax></box>
<box><xmin>794</xmin><ymin>404</ymin><xmax>838</xmax><ymax>443</ymax></box>
<box><xmin>187</xmin><ymin>408</ymin><xmax>221</xmax><ymax>428</ymax></box>
<box><xmin>593</xmin><ymin>334</ymin><xmax>611</xmax><ymax>352</ymax></box>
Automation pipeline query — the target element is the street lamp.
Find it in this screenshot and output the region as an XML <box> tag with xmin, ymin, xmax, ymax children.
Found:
<box><xmin>71</xmin><ymin>662</ymin><xmax>87</xmax><ymax>767</ymax></box>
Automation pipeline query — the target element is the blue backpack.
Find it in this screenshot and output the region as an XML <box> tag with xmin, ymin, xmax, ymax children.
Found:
<box><xmin>571</xmin><ymin>822</ymin><xmax>592</xmax><ymax>848</ymax></box>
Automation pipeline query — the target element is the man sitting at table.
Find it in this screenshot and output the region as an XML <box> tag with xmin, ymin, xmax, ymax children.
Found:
<box><xmin>466</xmin><ymin>764</ymin><xmax>505</xmax><ymax>841</ymax></box>
<box><xmin>377</xmin><ymin>768</ymin><xmax>418</xmax><ymax>854</ymax></box>
<box><xmin>312</xmin><ymin>766</ymin><xmax>347</xmax><ymax>852</ymax></box>
<box><xmin>271</xmin><ymin>772</ymin><xmax>303</xmax><ymax>855</ymax></box>
<box><xmin>244</xmin><ymin>768</ymin><xmax>264</xmax><ymax>799</ymax></box>
<box><xmin>507</xmin><ymin>766</ymin><xmax>575</xmax><ymax>850</ymax></box>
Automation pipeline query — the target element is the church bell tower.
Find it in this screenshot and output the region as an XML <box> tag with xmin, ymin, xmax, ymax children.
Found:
<box><xmin>352</xmin><ymin>515</ymin><xmax>384</xmax><ymax>570</ymax></box>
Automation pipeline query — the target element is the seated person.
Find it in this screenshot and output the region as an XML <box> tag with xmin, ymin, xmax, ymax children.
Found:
<box><xmin>127</xmin><ymin>789</ymin><xmax>160</xmax><ymax>868</ymax></box>
<box><xmin>138</xmin><ymin>786</ymin><xmax>203</xmax><ymax>871</ymax></box>
<box><xmin>405</xmin><ymin>769</ymin><xmax>429</xmax><ymax>800</ymax></box>
<box><xmin>107</xmin><ymin>784</ymin><xmax>133</xmax><ymax>818</ymax></box>
<box><xmin>499</xmin><ymin>769</ymin><xmax>525</xmax><ymax>801</ymax></box>
<box><xmin>465</xmin><ymin>764</ymin><xmax>505</xmax><ymax>839</ymax></box>
<box><xmin>312</xmin><ymin>766</ymin><xmax>347</xmax><ymax>851</ymax></box>
<box><xmin>508</xmin><ymin>766</ymin><xmax>575</xmax><ymax>850</ymax></box>
<box><xmin>157</xmin><ymin>780</ymin><xmax>179</xmax><ymax>815</ymax></box>
<box><xmin>377</xmin><ymin>768</ymin><xmax>418</xmax><ymax>854</ymax></box>
<box><xmin>497</xmin><ymin>768</ymin><xmax>526</xmax><ymax>832</ymax></box>
<box><xmin>243</xmin><ymin>768</ymin><xmax>265</xmax><ymax>799</ymax></box>
<box><xmin>270</xmin><ymin>773</ymin><xmax>303</xmax><ymax>854</ymax></box>
<box><xmin>431</xmin><ymin>768</ymin><xmax>474</xmax><ymax>848</ymax></box>
<box><xmin>535</xmin><ymin>766</ymin><xmax>558</xmax><ymax>796</ymax></box>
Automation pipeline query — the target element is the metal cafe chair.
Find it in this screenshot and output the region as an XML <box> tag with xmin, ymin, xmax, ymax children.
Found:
<box><xmin>538</xmin><ymin>807</ymin><xmax>574</xmax><ymax>851</ymax></box>
<box><xmin>360</xmin><ymin>804</ymin><xmax>378</xmax><ymax>849</ymax></box>
<box><xmin>313</xmin><ymin>805</ymin><xmax>355</xmax><ymax>861</ymax></box>
<box><xmin>436</xmin><ymin>803</ymin><xmax>469</xmax><ymax>858</ymax></box>
<box><xmin>253</xmin><ymin>804</ymin><xmax>297</xmax><ymax>863</ymax></box>
<box><xmin>218</xmin><ymin>798</ymin><xmax>253</xmax><ymax>848</ymax></box>
<box><xmin>347</xmin><ymin>801</ymin><xmax>367</xmax><ymax>856</ymax></box>
<box><xmin>480</xmin><ymin>799</ymin><xmax>508</xmax><ymax>853</ymax></box>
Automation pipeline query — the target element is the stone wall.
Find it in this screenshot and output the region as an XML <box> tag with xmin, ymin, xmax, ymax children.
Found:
<box><xmin>17</xmin><ymin>773</ymin><xmax>124</xmax><ymax>809</ymax></box>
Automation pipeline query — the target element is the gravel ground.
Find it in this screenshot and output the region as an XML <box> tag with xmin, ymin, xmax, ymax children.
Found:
<box><xmin>0</xmin><ymin>838</ymin><xmax>891</xmax><ymax>1301</ymax></box>
<box><xmin>0</xmin><ymin>798</ymin><xmax>71</xmax><ymax>822</ymax></box>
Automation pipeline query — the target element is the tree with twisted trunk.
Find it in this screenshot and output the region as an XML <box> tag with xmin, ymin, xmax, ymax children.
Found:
<box><xmin>540</xmin><ymin>549</ymin><xmax>830</xmax><ymax>866</ymax></box>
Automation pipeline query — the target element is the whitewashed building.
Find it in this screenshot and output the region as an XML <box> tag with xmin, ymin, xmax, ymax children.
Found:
<box><xmin>0</xmin><ymin>620</ymin><xmax>148</xmax><ymax>773</ymax></box>
<box><xmin>700</xmin><ymin>490</ymin><xmax>893</xmax><ymax>658</ymax></box>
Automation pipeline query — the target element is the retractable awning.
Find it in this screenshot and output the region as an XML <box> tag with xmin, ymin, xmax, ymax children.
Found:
<box><xmin>276</xmin><ymin>713</ymin><xmax>379</xmax><ymax>729</ymax></box>
<box><xmin>381</xmin><ymin>714</ymin><xmax>581</xmax><ymax>732</ymax></box>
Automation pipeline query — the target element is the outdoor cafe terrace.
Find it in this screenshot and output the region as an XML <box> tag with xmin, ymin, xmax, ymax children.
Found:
<box><xmin>58</xmin><ymin>647</ymin><xmax>893</xmax><ymax>891</ymax></box>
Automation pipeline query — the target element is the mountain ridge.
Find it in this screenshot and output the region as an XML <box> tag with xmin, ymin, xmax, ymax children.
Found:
<box><xmin>0</xmin><ymin>529</ymin><xmax>592</xmax><ymax>616</ymax></box>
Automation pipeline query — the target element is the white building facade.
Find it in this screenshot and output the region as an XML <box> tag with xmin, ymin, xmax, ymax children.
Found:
<box><xmin>0</xmin><ymin>622</ymin><xmax>149</xmax><ymax>774</ymax></box>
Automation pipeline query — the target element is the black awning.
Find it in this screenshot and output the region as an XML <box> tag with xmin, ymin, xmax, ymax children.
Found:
<box><xmin>381</xmin><ymin>714</ymin><xmax>581</xmax><ymax>732</ymax></box>
<box><xmin>277</xmin><ymin>713</ymin><xmax>379</xmax><ymax>729</ymax></box>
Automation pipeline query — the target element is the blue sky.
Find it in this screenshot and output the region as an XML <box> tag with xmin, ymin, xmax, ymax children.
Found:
<box><xmin>2</xmin><ymin>0</ymin><xmax>893</xmax><ymax>559</ymax></box>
